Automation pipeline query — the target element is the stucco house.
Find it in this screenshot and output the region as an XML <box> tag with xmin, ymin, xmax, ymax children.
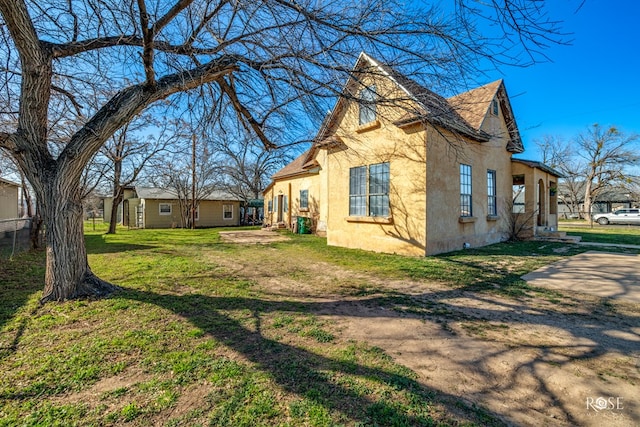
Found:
<box><xmin>103</xmin><ymin>187</ymin><xmax>242</xmax><ymax>229</ymax></box>
<box><xmin>264</xmin><ymin>53</ymin><xmax>561</xmax><ymax>255</ymax></box>
<box><xmin>0</xmin><ymin>178</ymin><xmax>20</xmax><ymax>220</ymax></box>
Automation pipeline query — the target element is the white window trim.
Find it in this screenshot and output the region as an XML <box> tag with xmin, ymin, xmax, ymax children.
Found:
<box><xmin>159</xmin><ymin>203</ymin><xmax>172</xmax><ymax>215</ymax></box>
<box><xmin>299</xmin><ymin>189</ymin><xmax>309</xmax><ymax>210</ymax></box>
<box><xmin>359</xmin><ymin>85</ymin><xmax>377</xmax><ymax>126</ymax></box>
<box><xmin>223</xmin><ymin>204</ymin><xmax>234</xmax><ymax>220</ymax></box>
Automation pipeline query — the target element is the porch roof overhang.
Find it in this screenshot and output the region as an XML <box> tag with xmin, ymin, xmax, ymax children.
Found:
<box><xmin>512</xmin><ymin>158</ymin><xmax>564</xmax><ymax>178</ymax></box>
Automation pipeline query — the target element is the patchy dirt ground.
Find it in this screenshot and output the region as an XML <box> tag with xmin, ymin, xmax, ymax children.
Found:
<box><xmin>211</xmin><ymin>243</ymin><xmax>640</xmax><ymax>427</ymax></box>
<box><xmin>219</xmin><ymin>229</ymin><xmax>291</xmax><ymax>244</ymax></box>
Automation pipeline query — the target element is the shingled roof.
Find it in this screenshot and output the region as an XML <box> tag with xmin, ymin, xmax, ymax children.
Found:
<box><xmin>448</xmin><ymin>80</ymin><xmax>503</xmax><ymax>130</ymax></box>
<box><xmin>372</xmin><ymin>59</ymin><xmax>491</xmax><ymax>142</ymax></box>
<box><xmin>448</xmin><ymin>79</ymin><xmax>524</xmax><ymax>153</ymax></box>
<box><xmin>271</xmin><ymin>53</ymin><xmax>526</xmax><ymax>183</ymax></box>
<box><xmin>314</xmin><ymin>53</ymin><xmax>523</xmax><ymax>152</ymax></box>
<box><xmin>135</xmin><ymin>187</ymin><xmax>240</xmax><ymax>201</ymax></box>
<box><xmin>270</xmin><ymin>148</ymin><xmax>320</xmax><ymax>180</ymax></box>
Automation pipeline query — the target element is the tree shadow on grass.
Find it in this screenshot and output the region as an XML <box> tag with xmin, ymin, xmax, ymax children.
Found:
<box><xmin>0</xmin><ymin>251</ymin><xmax>43</xmax><ymax>360</ymax></box>
<box><xmin>84</xmin><ymin>235</ymin><xmax>157</xmax><ymax>254</ymax></box>
<box><xmin>121</xmin><ymin>288</ymin><xmax>506</xmax><ymax>426</ymax></box>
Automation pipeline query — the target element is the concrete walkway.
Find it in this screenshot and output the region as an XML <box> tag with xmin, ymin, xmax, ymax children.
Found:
<box><xmin>576</xmin><ymin>241</ymin><xmax>640</xmax><ymax>250</ymax></box>
<box><xmin>522</xmin><ymin>250</ymin><xmax>640</xmax><ymax>303</ymax></box>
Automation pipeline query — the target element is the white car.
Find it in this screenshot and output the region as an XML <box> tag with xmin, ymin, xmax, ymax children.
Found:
<box><xmin>592</xmin><ymin>208</ymin><xmax>640</xmax><ymax>225</ymax></box>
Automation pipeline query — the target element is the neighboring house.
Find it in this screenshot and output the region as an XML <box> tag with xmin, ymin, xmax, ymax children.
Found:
<box><xmin>103</xmin><ymin>187</ymin><xmax>242</xmax><ymax>229</ymax></box>
<box><xmin>264</xmin><ymin>53</ymin><xmax>561</xmax><ymax>256</ymax></box>
<box><xmin>0</xmin><ymin>178</ymin><xmax>20</xmax><ymax>220</ymax></box>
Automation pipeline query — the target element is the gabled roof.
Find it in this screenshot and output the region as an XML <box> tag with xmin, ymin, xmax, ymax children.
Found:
<box><xmin>135</xmin><ymin>187</ymin><xmax>240</xmax><ymax>201</ymax></box>
<box><xmin>314</xmin><ymin>52</ymin><xmax>523</xmax><ymax>151</ymax></box>
<box><xmin>270</xmin><ymin>148</ymin><xmax>321</xmax><ymax>181</ymax></box>
<box><xmin>448</xmin><ymin>80</ymin><xmax>502</xmax><ymax>130</ymax></box>
<box><xmin>0</xmin><ymin>177</ymin><xmax>20</xmax><ymax>187</ymax></box>
<box><xmin>448</xmin><ymin>80</ymin><xmax>524</xmax><ymax>153</ymax></box>
<box><xmin>371</xmin><ymin>60</ymin><xmax>491</xmax><ymax>142</ymax></box>
<box><xmin>271</xmin><ymin>53</ymin><xmax>527</xmax><ymax>187</ymax></box>
<box><xmin>511</xmin><ymin>158</ymin><xmax>563</xmax><ymax>178</ymax></box>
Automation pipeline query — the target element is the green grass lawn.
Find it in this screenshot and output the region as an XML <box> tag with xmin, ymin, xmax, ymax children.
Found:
<box><xmin>0</xmin><ymin>224</ymin><xmax>636</xmax><ymax>426</ymax></box>
<box><xmin>560</xmin><ymin>223</ymin><xmax>640</xmax><ymax>246</ymax></box>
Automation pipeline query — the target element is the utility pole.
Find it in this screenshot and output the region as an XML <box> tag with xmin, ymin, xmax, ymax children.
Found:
<box><xmin>191</xmin><ymin>133</ymin><xmax>196</xmax><ymax>229</ymax></box>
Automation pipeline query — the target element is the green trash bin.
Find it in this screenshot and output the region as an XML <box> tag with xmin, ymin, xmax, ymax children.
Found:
<box><xmin>297</xmin><ymin>216</ymin><xmax>311</xmax><ymax>234</ymax></box>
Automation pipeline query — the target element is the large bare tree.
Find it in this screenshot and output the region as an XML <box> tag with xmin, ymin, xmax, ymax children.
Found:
<box><xmin>537</xmin><ymin>126</ymin><xmax>640</xmax><ymax>219</ymax></box>
<box><xmin>103</xmin><ymin>112</ymin><xmax>169</xmax><ymax>234</ymax></box>
<box><xmin>576</xmin><ymin>124</ymin><xmax>639</xmax><ymax>221</ymax></box>
<box><xmin>0</xmin><ymin>0</ymin><xmax>568</xmax><ymax>301</ymax></box>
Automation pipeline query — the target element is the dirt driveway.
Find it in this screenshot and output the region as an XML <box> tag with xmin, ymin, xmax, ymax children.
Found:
<box><xmin>521</xmin><ymin>251</ymin><xmax>640</xmax><ymax>303</ymax></box>
<box><xmin>212</xmin><ymin>244</ymin><xmax>640</xmax><ymax>427</ymax></box>
<box><xmin>219</xmin><ymin>229</ymin><xmax>290</xmax><ymax>244</ymax></box>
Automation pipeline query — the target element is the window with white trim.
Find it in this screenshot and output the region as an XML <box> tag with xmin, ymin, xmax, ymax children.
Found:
<box><xmin>359</xmin><ymin>85</ymin><xmax>377</xmax><ymax>125</ymax></box>
<box><xmin>487</xmin><ymin>170</ymin><xmax>497</xmax><ymax>216</ymax></box>
<box><xmin>349</xmin><ymin>166</ymin><xmax>367</xmax><ymax>216</ymax></box>
<box><xmin>223</xmin><ymin>204</ymin><xmax>233</xmax><ymax>220</ymax></box>
<box><xmin>299</xmin><ymin>190</ymin><xmax>308</xmax><ymax>209</ymax></box>
<box><xmin>159</xmin><ymin>203</ymin><xmax>172</xmax><ymax>215</ymax></box>
<box><xmin>368</xmin><ymin>162</ymin><xmax>390</xmax><ymax>217</ymax></box>
<box><xmin>460</xmin><ymin>164</ymin><xmax>472</xmax><ymax>217</ymax></box>
<box><xmin>349</xmin><ymin>162</ymin><xmax>389</xmax><ymax>217</ymax></box>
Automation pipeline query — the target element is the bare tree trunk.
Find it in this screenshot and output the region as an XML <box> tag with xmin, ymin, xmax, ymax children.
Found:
<box><xmin>39</xmin><ymin>175</ymin><xmax>118</xmax><ymax>302</ymax></box>
<box><xmin>29</xmin><ymin>211</ymin><xmax>42</xmax><ymax>250</ymax></box>
<box><xmin>583</xmin><ymin>180</ymin><xmax>593</xmax><ymax>224</ymax></box>
<box><xmin>18</xmin><ymin>169</ymin><xmax>43</xmax><ymax>249</ymax></box>
<box><xmin>107</xmin><ymin>186</ymin><xmax>123</xmax><ymax>234</ymax></box>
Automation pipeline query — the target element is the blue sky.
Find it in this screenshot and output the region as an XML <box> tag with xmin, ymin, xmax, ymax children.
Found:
<box><xmin>486</xmin><ymin>0</ymin><xmax>640</xmax><ymax>160</ymax></box>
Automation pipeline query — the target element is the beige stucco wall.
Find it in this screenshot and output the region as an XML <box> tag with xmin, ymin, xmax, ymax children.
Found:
<box><xmin>0</xmin><ymin>181</ymin><xmax>19</xmax><ymax>220</ymax></box>
<box><xmin>325</xmin><ymin>71</ymin><xmax>521</xmax><ymax>255</ymax></box>
<box><xmin>142</xmin><ymin>199</ymin><xmax>240</xmax><ymax>228</ymax></box>
<box><xmin>511</xmin><ymin>162</ymin><xmax>559</xmax><ymax>236</ymax></box>
<box><xmin>267</xmin><ymin>69</ymin><xmax>559</xmax><ymax>256</ymax></box>
<box><xmin>324</xmin><ymin>74</ymin><xmax>428</xmax><ymax>256</ymax></box>
<box><xmin>424</xmin><ymin>111</ymin><xmax>513</xmax><ymax>254</ymax></box>
<box><xmin>264</xmin><ymin>166</ymin><xmax>325</xmax><ymax>234</ymax></box>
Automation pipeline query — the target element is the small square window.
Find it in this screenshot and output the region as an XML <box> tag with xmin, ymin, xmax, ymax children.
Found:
<box><xmin>223</xmin><ymin>204</ymin><xmax>233</xmax><ymax>220</ymax></box>
<box><xmin>159</xmin><ymin>203</ymin><xmax>172</xmax><ymax>215</ymax></box>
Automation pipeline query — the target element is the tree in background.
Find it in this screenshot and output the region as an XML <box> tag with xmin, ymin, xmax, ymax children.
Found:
<box><xmin>102</xmin><ymin>112</ymin><xmax>170</xmax><ymax>234</ymax></box>
<box><xmin>577</xmin><ymin>124</ymin><xmax>639</xmax><ymax>221</ymax></box>
<box><xmin>149</xmin><ymin>120</ymin><xmax>220</xmax><ymax>230</ymax></box>
<box><xmin>536</xmin><ymin>125</ymin><xmax>639</xmax><ymax>219</ymax></box>
<box><xmin>213</xmin><ymin>135</ymin><xmax>293</xmax><ymax>204</ymax></box>
<box><xmin>0</xmin><ymin>0</ymin><xmax>569</xmax><ymax>301</ymax></box>
<box><xmin>536</xmin><ymin>135</ymin><xmax>583</xmax><ymax>217</ymax></box>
